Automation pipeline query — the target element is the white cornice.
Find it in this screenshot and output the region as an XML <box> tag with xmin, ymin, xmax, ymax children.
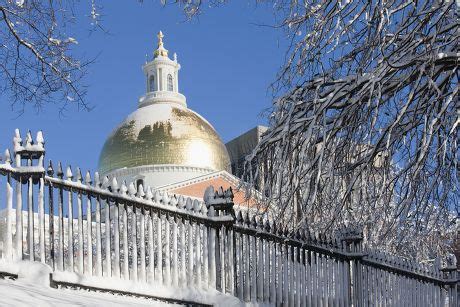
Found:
<box><xmin>102</xmin><ymin>164</ymin><xmax>214</xmax><ymax>179</ymax></box>
<box><xmin>138</xmin><ymin>91</ymin><xmax>186</xmax><ymax>108</ymax></box>
<box><xmin>158</xmin><ymin>170</ymin><xmax>242</xmax><ymax>192</ymax></box>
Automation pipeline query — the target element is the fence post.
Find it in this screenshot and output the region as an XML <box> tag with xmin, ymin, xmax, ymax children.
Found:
<box><xmin>203</xmin><ymin>186</ymin><xmax>235</xmax><ymax>294</ymax></box>
<box><xmin>339</xmin><ymin>226</ymin><xmax>364</xmax><ymax>307</ymax></box>
<box><xmin>441</xmin><ymin>254</ymin><xmax>458</xmax><ymax>307</ymax></box>
<box><xmin>12</xmin><ymin>130</ymin><xmax>46</xmax><ymax>263</ymax></box>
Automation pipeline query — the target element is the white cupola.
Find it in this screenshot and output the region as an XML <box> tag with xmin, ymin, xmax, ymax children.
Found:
<box><xmin>139</xmin><ymin>31</ymin><xmax>186</xmax><ymax>108</ymax></box>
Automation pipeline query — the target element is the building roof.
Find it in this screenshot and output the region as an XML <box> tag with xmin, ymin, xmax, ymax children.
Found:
<box><xmin>158</xmin><ymin>170</ymin><xmax>259</xmax><ymax>207</ymax></box>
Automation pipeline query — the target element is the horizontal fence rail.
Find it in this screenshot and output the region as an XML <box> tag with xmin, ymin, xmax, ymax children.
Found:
<box><xmin>0</xmin><ymin>129</ymin><xmax>458</xmax><ymax>306</ymax></box>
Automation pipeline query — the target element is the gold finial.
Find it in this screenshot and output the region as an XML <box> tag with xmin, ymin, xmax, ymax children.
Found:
<box><xmin>154</xmin><ymin>30</ymin><xmax>168</xmax><ymax>58</ymax></box>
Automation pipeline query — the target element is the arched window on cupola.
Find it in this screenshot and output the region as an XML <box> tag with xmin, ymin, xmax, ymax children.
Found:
<box><xmin>167</xmin><ymin>74</ymin><xmax>174</xmax><ymax>91</ymax></box>
<box><xmin>149</xmin><ymin>75</ymin><xmax>155</xmax><ymax>92</ymax></box>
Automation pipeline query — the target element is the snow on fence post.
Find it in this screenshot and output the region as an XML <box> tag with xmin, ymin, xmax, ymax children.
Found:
<box><xmin>339</xmin><ymin>226</ymin><xmax>364</xmax><ymax>307</ymax></box>
<box><xmin>12</xmin><ymin>130</ymin><xmax>46</xmax><ymax>263</ymax></box>
<box><xmin>203</xmin><ymin>186</ymin><xmax>236</xmax><ymax>294</ymax></box>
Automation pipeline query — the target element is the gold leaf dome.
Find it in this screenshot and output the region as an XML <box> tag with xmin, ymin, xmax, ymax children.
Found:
<box><xmin>98</xmin><ymin>103</ymin><xmax>231</xmax><ymax>175</ymax></box>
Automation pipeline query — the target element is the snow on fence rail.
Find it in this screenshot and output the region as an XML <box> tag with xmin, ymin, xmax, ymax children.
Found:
<box><xmin>0</xmin><ymin>129</ymin><xmax>458</xmax><ymax>306</ymax></box>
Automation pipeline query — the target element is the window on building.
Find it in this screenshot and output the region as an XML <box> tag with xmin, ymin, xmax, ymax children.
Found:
<box><xmin>167</xmin><ymin>74</ymin><xmax>174</xmax><ymax>91</ymax></box>
<box><xmin>149</xmin><ymin>75</ymin><xmax>155</xmax><ymax>92</ymax></box>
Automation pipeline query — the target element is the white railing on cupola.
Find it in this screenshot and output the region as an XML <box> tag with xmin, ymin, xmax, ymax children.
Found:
<box><xmin>0</xmin><ymin>129</ymin><xmax>458</xmax><ymax>306</ymax></box>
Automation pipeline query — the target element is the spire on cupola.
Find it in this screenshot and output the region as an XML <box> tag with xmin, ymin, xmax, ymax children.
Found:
<box><xmin>140</xmin><ymin>31</ymin><xmax>186</xmax><ymax>108</ymax></box>
<box><xmin>154</xmin><ymin>31</ymin><xmax>169</xmax><ymax>58</ymax></box>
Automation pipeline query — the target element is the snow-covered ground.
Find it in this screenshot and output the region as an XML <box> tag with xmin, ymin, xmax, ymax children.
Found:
<box><xmin>0</xmin><ymin>277</ymin><xmax>179</xmax><ymax>307</ymax></box>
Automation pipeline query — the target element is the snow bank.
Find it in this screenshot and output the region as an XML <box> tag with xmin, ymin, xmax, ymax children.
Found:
<box><xmin>0</xmin><ymin>260</ymin><xmax>51</xmax><ymax>286</ymax></box>
<box><xmin>0</xmin><ymin>277</ymin><xmax>176</xmax><ymax>306</ymax></box>
<box><xmin>51</xmin><ymin>271</ymin><xmax>241</xmax><ymax>306</ymax></box>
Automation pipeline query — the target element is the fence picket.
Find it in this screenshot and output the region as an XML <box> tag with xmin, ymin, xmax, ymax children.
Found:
<box><xmin>131</xmin><ymin>205</ymin><xmax>138</xmax><ymax>282</ymax></box>
<box><xmin>27</xmin><ymin>172</ymin><xmax>34</xmax><ymax>261</ymax></box>
<box><xmin>86</xmin><ymin>195</ymin><xmax>93</xmax><ymax>276</ymax></box>
<box><xmin>15</xmin><ymin>178</ymin><xmax>23</xmax><ymax>261</ymax></box>
<box><xmin>148</xmin><ymin>208</ymin><xmax>155</xmax><ymax>283</ymax></box>
<box><xmin>67</xmin><ymin>182</ymin><xmax>74</xmax><ymax>271</ymax></box>
<box><xmin>139</xmin><ymin>207</ymin><xmax>146</xmax><ymax>283</ymax></box>
<box><xmin>121</xmin><ymin>203</ymin><xmax>129</xmax><ymax>280</ymax></box>
<box><xmin>156</xmin><ymin>212</ymin><xmax>163</xmax><ymax>283</ymax></box>
<box><xmin>104</xmin><ymin>198</ymin><xmax>111</xmax><ymax>277</ymax></box>
<box><xmin>179</xmin><ymin>218</ymin><xmax>186</xmax><ymax>287</ymax></box>
<box><xmin>95</xmin><ymin>196</ymin><xmax>102</xmax><ymax>277</ymax></box>
<box><xmin>77</xmin><ymin>190</ymin><xmax>84</xmax><ymax>273</ymax></box>
<box><xmin>171</xmin><ymin>216</ymin><xmax>178</xmax><ymax>287</ymax></box>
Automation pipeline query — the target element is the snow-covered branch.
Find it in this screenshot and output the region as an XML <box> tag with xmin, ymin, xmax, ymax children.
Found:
<box><xmin>242</xmin><ymin>0</ymin><xmax>458</xmax><ymax>261</ymax></box>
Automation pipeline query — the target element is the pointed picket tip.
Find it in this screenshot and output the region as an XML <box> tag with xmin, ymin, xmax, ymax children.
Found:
<box><xmin>36</xmin><ymin>130</ymin><xmax>44</xmax><ymax>145</ymax></box>
<box><xmin>66</xmin><ymin>165</ymin><xmax>73</xmax><ymax>179</ymax></box>
<box><xmin>264</xmin><ymin>218</ymin><xmax>271</xmax><ymax>232</ymax></box>
<box><xmin>137</xmin><ymin>184</ymin><xmax>146</xmax><ymax>198</ymax></box>
<box><xmin>162</xmin><ymin>192</ymin><xmax>170</xmax><ymax>204</ymax></box>
<box><xmin>102</xmin><ymin>176</ymin><xmax>110</xmax><ymax>189</ymax></box>
<box><xmin>185</xmin><ymin>197</ymin><xmax>193</xmax><ymax>210</ymax></box>
<box><xmin>47</xmin><ymin>160</ymin><xmax>54</xmax><ymax>176</ymax></box>
<box><xmin>279</xmin><ymin>226</ymin><xmax>285</xmax><ymax>237</ymax></box>
<box><xmin>93</xmin><ymin>172</ymin><xmax>101</xmax><ymax>187</ymax></box>
<box><xmin>245</xmin><ymin>212</ymin><xmax>252</xmax><ymax>226</ymax></box>
<box><xmin>284</xmin><ymin>227</ymin><xmax>290</xmax><ymax>238</ymax></box>
<box><xmin>295</xmin><ymin>229</ymin><xmax>301</xmax><ymax>240</ymax></box>
<box><xmin>218</xmin><ymin>186</ymin><xmax>225</xmax><ymax>197</ymax></box>
<box><xmin>203</xmin><ymin>185</ymin><xmax>215</xmax><ymax>204</ymax></box>
<box><xmin>111</xmin><ymin>177</ymin><xmax>119</xmax><ymax>192</ymax></box>
<box><xmin>272</xmin><ymin>221</ymin><xmax>277</xmax><ymax>234</ymax></box>
<box><xmin>154</xmin><ymin>190</ymin><xmax>161</xmax><ymax>203</ymax></box>
<box><xmin>84</xmin><ymin>171</ymin><xmax>91</xmax><ymax>185</ymax></box>
<box><xmin>193</xmin><ymin>199</ymin><xmax>201</xmax><ymax>212</ymax></box>
<box><xmin>14</xmin><ymin>128</ymin><xmax>21</xmax><ymax>139</ymax></box>
<box><xmin>236</xmin><ymin>210</ymin><xmax>243</xmax><ymax>223</ymax></box>
<box><xmin>127</xmin><ymin>182</ymin><xmax>136</xmax><ymax>196</ymax></box>
<box><xmin>76</xmin><ymin>167</ymin><xmax>83</xmax><ymax>183</ymax></box>
<box><xmin>25</xmin><ymin>130</ymin><xmax>33</xmax><ymax>146</ymax></box>
<box><xmin>120</xmin><ymin>181</ymin><xmax>128</xmax><ymax>195</ymax></box>
<box><xmin>4</xmin><ymin>149</ymin><xmax>12</xmax><ymax>165</ymax></box>
<box><xmin>251</xmin><ymin>215</ymin><xmax>257</xmax><ymax>228</ymax></box>
<box><xmin>255</xmin><ymin>216</ymin><xmax>262</xmax><ymax>228</ymax></box>
<box><xmin>208</xmin><ymin>205</ymin><xmax>216</xmax><ymax>217</ymax></box>
<box><xmin>169</xmin><ymin>194</ymin><xmax>178</xmax><ymax>207</ymax></box>
<box><xmin>145</xmin><ymin>186</ymin><xmax>154</xmax><ymax>201</ymax></box>
<box><xmin>177</xmin><ymin>195</ymin><xmax>185</xmax><ymax>208</ymax></box>
<box><xmin>200</xmin><ymin>202</ymin><xmax>208</xmax><ymax>215</ymax></box>
<box><xmin>56</xmin><ymin>162</ymin><xmax>63</xmax><ymax>178</ymax></box>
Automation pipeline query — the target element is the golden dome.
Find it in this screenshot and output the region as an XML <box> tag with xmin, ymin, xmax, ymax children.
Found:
<box><xmin>98</xmin><ymin>103</ymin><xmax>231</xmax><ymax>175</ymax></box>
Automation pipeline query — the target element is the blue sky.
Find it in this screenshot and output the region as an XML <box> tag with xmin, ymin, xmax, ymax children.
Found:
<box><xmin>0</xmin><ymin>1</ymin><xmax>286</xmax><ymax>173</ymax></box>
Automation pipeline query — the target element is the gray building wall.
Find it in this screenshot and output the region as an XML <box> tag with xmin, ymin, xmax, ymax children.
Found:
<box><xmin>225</xmin><ymin>126</ymin><xmax>267</xmax><ymax>178</ymax></box>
